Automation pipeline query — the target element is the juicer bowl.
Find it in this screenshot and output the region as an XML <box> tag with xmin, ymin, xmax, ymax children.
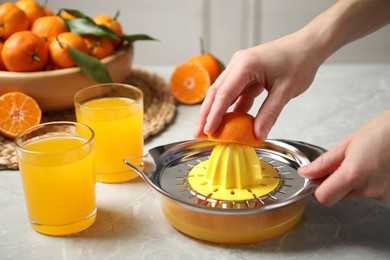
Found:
<box><xmin>124</xmin><ymin>139</ymin><xmax>326</xmax><ymax>244</ymax></box>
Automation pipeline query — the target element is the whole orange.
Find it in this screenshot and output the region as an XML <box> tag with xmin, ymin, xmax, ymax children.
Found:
<box><xmin>31</xmin><ymin>15</ymin><xmax>68</xmax><ymax>43</ymax></box>
<box><xmin>0</xmin><ymin>2</ymin><xmax>29</xmax><ymax>40</ymax></box>
<box><xmin>15</xmin><ymin>0</ymin><xmax>47</xmax><ymax>28</ymax></box>
<box><xmin>93</xmin><ymin>15</ymin><xmax>123</xmax><ymax>36</ymax></box>
<box><xmin>43</xmin><ymin>6</ymin><xmax>54</xmax><ymax>16</ymax></box>
<box><xmin>2</xmin><ymin>30</ymin><xmax>49</xmax><ymax>72</ymax></box>
<box><xmin>0</xmin><ymin>41</ymin><xmax>5</xmax><ymax>70</ymax></box>
<box><xmin>188</xmin><ymin>53</ymin><xmax>222</xmax><ymax>84</ymax></box>
<box><xmin>83</xmin><ymin>36</ymin><xmax>114</xmax><ymax>59</ymax></box>
<box><xmin>49</xmin><ymin>32</ymin><xmax>89</xmax><ymax>69</ymax></box>
<box><xmin>93</xmin><ymin>15</ymin><xmax>123</xmax><ymax>47</ymax></box>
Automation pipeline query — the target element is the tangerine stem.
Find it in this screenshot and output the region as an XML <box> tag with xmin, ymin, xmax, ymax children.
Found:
<box><xmin>55</xmin><ymin>35</ymin><xmax>65</xmax><ymax>49</ymax></box>
<box><xmin>114</xmin><ymin>10</ymin><xmax>120</xmax><ymax>21</ymax></box>
<box><xmin>200</xmin><ymin>37</ymin><xmax>205</xmax><ymax>55</ymax></box>
<box><xmin>33</xmin><ymin>54</ymin><xmax>41</xmax><ymax>62</ymax></box>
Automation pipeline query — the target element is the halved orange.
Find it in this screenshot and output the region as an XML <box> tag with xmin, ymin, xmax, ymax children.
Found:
<box><xmin>0</xmin><ymin>92</ymin><xmax>42</xmax><ymax>139</ymax></box>
<box><xmin>169</xmin><ymin>63</ymin><xmax>211</xmax><ymax>105</ymax></box>
<box><xmin>198</xmin><ymin>112</ymin><xmax>263</xmax><ymax>147</ymax></box>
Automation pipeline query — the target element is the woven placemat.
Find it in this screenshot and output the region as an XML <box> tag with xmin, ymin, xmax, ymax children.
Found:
<box><xmin>0</xmin><ymin>66</ymin><xmax>176</xmax><ymax>170</ymax></box>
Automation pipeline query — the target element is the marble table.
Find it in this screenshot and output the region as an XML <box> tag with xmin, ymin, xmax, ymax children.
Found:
<box><xmin>1</xmin><ymin>64</ymin><xmax>389</xmax><ymax>259</ymax></box>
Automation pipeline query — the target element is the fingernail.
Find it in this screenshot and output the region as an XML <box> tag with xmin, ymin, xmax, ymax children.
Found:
<box><xmin>256</xmin><ymin>127</ymin><xmax>269</xmax><ymax>141</ymax></box>
<box><xmin>204</xmin><ymin>122</ymin><xmax>212</xmax><ymax>135</ymax></box>
<box><xmin>298</xmin><ymin>164</ymin><xmax>312</xmax><ymax>176</ymax></box>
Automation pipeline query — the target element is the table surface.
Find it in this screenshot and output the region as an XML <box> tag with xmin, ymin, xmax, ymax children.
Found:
<box><xmin>1</xmin><ymin>64</ymin><xmax>389</xmax><ymax>260</ymax></box>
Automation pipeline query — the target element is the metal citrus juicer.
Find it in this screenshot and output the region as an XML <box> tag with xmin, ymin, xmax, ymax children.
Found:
<box><xmin>124</xmin><ymin>112</ymin><xmax>326</xmax><ymax>244</ymax></box>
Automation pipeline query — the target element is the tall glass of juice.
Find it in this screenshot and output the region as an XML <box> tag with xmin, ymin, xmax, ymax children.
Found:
<box><xmin>15</xmin><ymin>121</ymin><xmax>96</xmax><ymax>236</ymax></box>
<box><xmin>74</xmin><ymin>83</ymin><xmax>143</xmax><ymax>183</ymax></box>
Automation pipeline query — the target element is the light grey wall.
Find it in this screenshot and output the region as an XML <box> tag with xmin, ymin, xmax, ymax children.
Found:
<box><xmin>15</xmin><ymin>0</ymin><xmax>390</xmax><ymax>65</ymax></box>
<box><xmin>260</xmin><ymin>0</ymin><xmax>390</xmax><ymax>63</ymax></box>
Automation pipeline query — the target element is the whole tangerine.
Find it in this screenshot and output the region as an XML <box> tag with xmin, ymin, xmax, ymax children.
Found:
<box><xmin>0</xmin><ymin>2</ymin><xmax>29</xmax><ymax>40</ymax></box>
<box><xmin>49</xmin><ymin>32</ymin><xmax>89</xmax><ymax>69</ymax></box>
<box><xmin>93</xmin><ymin>15</ymin><xmax>123</xmax><ymax>47</ymax></box>
<box><xmin>0</xmin><ymin>41</ymin><xmax>6</xmax><ymax>70</ymax></box>
<box><xmin>188</xmin><ymin>53</ymin><xmax>222</xmax><ymax>84</ymax></box>
<box><xmin>15</xmin><ymin>0</ymin><xmax>47</xmax><ymax>28</ymax></box>
<box><xmin>2</xmin><ymin>30</ymin><xmax>49</xmax><ymax>72</ymax></box>
<box><xmin>83</xmin><ymin>36</ymin><xmax>114</xmax><ymax>59</ymax></box>
<box><xmin>31</xmin><ymin>15</ymin><xmax>68</xmax><ymax>43</ymax></box>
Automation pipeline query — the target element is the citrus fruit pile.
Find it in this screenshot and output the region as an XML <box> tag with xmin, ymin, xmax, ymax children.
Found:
<box><xmin>170</xmin><ymin>50</ymin><xmax>224</xmax><ymax>105</ymax></box>
<box><xmin>0</xmin><ymin>0</ymin><xmax>153</xmax><ymax>75</ymax></box>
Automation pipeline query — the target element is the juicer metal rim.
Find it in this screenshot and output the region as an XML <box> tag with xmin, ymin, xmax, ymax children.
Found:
<box><xmin>124</xmin><ymin>139</ymin><xmax>327</xmax><ymax>216</ymax></box>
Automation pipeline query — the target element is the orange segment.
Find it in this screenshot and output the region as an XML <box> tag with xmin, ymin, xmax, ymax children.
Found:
<box><xmin>0</xmin><ymin>92</ymin><xmax>42</xmax><ymax>139</ymax></box>
<box><xmin>198</xmin><ymin>112</ymin><xmax>262</xmax><ymax>147</ymax></box>
<box><xmin>169</xmin><ymin>63</ymin><xmax>211</xmax><ymax>105</ymax></box>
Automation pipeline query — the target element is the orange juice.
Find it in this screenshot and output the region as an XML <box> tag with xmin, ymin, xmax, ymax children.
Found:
<box><xmin>17</xmin><ymin>132</ymin><xmax>96</xmax><ymax>236</ymax></box>
<box><xmin>161</xmin><ymin>197</ymin><xmax>305</xmax><ymax>244</ymax></box>
<box><xmin>76</xmin><ymin>96</ymin><xmax>143</xmax><ymax>183</ymax></box>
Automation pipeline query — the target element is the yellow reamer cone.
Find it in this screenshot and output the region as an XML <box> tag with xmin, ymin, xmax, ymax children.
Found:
<box><xmin>187</xmin><ymin>143</ymin><xmax>280</xmax><ymax>201</ymax></box>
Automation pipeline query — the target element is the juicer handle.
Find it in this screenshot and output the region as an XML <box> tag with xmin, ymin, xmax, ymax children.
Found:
<box><xmin>123</xmin><ymin>154</ymin><xmax>156</xmax><ymax>181</ymax></box>
<box><xmin>292</xmin><ymin>176</ymin><xmax>328</xmax><ymax>203</ymax></box>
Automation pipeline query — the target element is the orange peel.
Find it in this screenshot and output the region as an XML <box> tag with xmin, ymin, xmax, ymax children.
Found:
<box><xmin>198</xmin><ymin>112</ymin><xmax>262</xmax><ymax>147</ymax></box>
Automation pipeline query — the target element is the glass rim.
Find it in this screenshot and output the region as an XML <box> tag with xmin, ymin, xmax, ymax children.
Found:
<box><xmin>14</xmin><ymin>121</ymin><xmax>94</xmax><ymax>155</ymax></box>
<box><xmin>73</xmin><ymin>83</ymin><xmax>143</xmax><ymax>111</ymax></box>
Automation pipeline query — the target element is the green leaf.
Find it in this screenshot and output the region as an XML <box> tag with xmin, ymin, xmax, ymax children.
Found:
<box><xmin>119</xmin><ymin>34</ymin><xmax>157</xmax><ymax>43</ymax></box>
<box><xmin>63</xmin><ymin>18</ymin><xmax>120</xmax><ymax>39</ymax></box>
<box><xmin>58</xmin><ymin>8</ymin><xmax>94</xmax><ymax>21</ymax></box>
<box><xmin>68</xmin><ymin>46</ymin><xmax>113</xmax><ymax>83</ymax></box>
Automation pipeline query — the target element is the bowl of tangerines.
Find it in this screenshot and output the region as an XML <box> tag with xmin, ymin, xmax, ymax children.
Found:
<box><xmin>0</xmin><ymin>1</ymin><xmax>154</xmax><ymax>112</ymax></box>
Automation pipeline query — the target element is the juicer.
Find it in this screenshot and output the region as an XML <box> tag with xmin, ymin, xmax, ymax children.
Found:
<box><xmin>124</xmin><ymin>139</ymin><xmax>326</xmax><ymax>244</ymax></box>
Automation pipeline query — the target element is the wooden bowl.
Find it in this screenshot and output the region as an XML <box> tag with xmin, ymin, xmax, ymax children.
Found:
<box><xmin>0</xmin><ymin>45</ymin><xmax>133</xmax><ymax>112</ymax></box>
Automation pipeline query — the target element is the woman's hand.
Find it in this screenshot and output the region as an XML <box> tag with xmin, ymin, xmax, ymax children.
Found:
<box><xmin>299</xmin><ymin>109</ymin><xmax>390</xmax><ymax>206</ymax></box>
<box><xmin>194</xmin><ymin>0</ymin><xmax>390</xmax><ymax>142</ymax></box>
<box><xmin>194</xmin><ymin>32</ymin><xmax>321</xmax><ymax>141</ymax></box>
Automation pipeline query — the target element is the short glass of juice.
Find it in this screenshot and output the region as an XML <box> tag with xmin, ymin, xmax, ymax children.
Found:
<box><xmin>15</xmin><ymin>121</ymin><xmax>96</xmax><ymax>236</ymax></box>
<box><xmin>74</xmin><ymin>83</ymin><xmax>144</xmax><ymax>183</ymax></box>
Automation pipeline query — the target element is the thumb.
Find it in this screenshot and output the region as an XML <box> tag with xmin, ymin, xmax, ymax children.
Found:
<box><xmin>298</xmin><ymin>138</ymin><xmax>349</xmax><ymax>179</ymax></box>
<box><xmin>254</xmin><ymin>89</ymin><xmax>289</xmax><ymax>141</ymax></box>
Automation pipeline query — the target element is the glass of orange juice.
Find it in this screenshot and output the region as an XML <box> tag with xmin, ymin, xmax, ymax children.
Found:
<box><xmin>15</xmin><ymin>121</ymin><xmax>96</xmax><ymax>236</ymax></box>
<box><xmin>74</xmin><ymin>83</ymin><xmax>143</xmax><ymax>183</ymax></box>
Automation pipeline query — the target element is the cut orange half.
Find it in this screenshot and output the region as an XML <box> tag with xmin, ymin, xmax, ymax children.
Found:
<box><xmin>169</xmin><ymin>63</ymin><xmax>211</xmax><ymax>105</ymax></box>
<box><xmin>0</xmin><ymin>92</ymin><xmax>42</xmax><ymax>139</ymax></box>
<box><xmin>198</xmin><ymin>112</ymin><xmax>263</xmax><ymax>147</ymax></box>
